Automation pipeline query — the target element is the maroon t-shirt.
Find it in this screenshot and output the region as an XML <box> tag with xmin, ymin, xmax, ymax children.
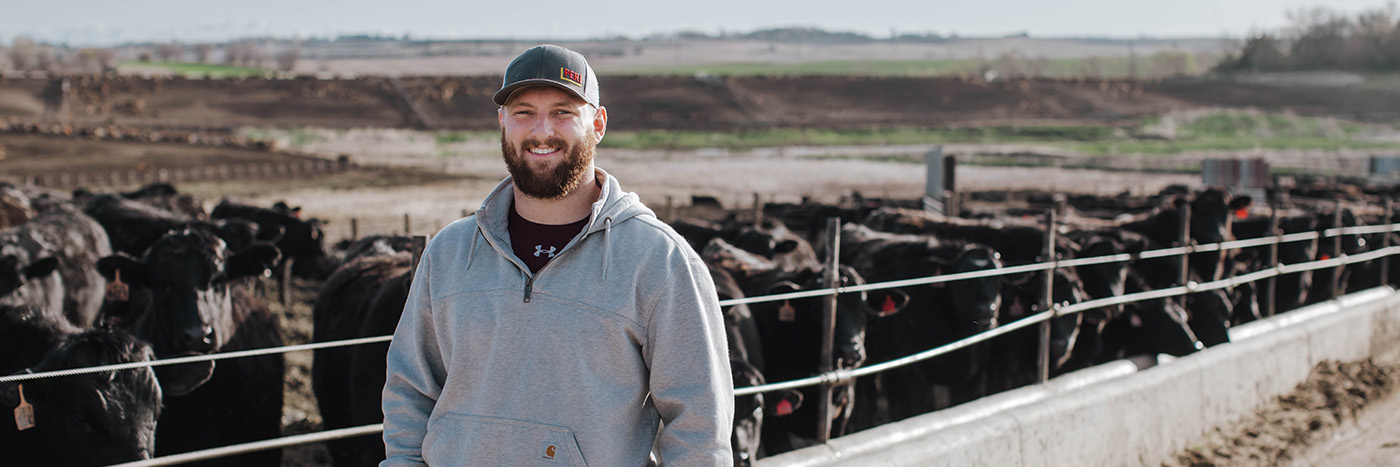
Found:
<box><xmin>508</xmin><ymin>203</ymin><xmax>590</xmax><ymax>273</ymax></box>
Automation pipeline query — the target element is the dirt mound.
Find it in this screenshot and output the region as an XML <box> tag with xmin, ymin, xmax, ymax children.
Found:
<box><xmin>1163</xmin><ymin>359</ymin><xmax>1400</xmax><ymax>467</ymax></box>
<box><xmin>6</xmin><ymin>74</ymin><xmax>1400</xmax><ymax>132</ymax></box>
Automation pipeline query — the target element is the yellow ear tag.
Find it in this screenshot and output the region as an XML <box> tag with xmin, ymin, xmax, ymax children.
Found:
<box><xmin>14</xmin><ymin>383</ymin><xmax>35</xmax><ymax>431</ymax></box>
<box><xmin>779</xmin><ymin>300</ymin><xmax>796</xmax><ymax>322</ymax></box>
<box><xmin>106</xmin><ymin>269</ymin><xmax>129</xmax><ymax>302</ymax></box>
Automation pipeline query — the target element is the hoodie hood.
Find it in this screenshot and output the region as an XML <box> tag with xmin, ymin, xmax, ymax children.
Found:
<box><xmin>470</xmin><ymin>167</ymin><xmax>653</xmax><ymax>279</ymax></box>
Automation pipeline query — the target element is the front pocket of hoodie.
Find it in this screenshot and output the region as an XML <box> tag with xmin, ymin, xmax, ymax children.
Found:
<box><xmin>423</xmin><ymin>413</ymin><xmax>588</xmax><ymax>466</ymax></box>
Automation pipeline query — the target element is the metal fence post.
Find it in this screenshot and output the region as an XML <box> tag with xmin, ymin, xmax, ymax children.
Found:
<box><xmin>404</xmin><ymin>213</ymin><xmax>412</xmax><ymax>235</ymax></box>
<box><xmin>350</xmin><ymin>218</ymin><xmax>359</xmax><ymax>241</ymax></box>
<box><xmin>1384</xmin><ymin>198</ymin><xmax>1393</xmax><ymax>287</ymax></box>
<box><xmin>411</xmin><ymin>236</ymin><xmax>427</xmax><ymax>277</ymax></box>
<box><xmin>1264</xmin><ymin>191</ymin><xmax>1279</xmax><ymax>318</ymax></box>
<box><xmin>1331</xmin><ymin>200</ymin><xmax>1344</xmax><ymax>299</ymax></box>
<box><xmin>1037</xmin><ymin>210</ymin><xmax>1057</xmax><ymax>384</ymax></box>
<box><xmin>816</xmin><ymin>216</ymin><xmax>840</xmax><ymax>443</ymax></box>
<box><xmin>1178</xmin><ymin>201</ymin><xmax>1192</xmax><ymax>295</ymax></box>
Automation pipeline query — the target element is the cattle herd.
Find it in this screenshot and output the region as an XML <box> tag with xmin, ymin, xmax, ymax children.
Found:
<box><xmin>0</xmin><ymin>177</ymin><xmax>1397</xmax><ymax>467</ymax></box>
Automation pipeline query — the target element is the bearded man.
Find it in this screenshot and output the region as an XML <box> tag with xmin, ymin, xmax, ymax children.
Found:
<box><xmin>381</xmin><ymin>44</ymin><xmax>733</xmax><ymax>467</ymax></box>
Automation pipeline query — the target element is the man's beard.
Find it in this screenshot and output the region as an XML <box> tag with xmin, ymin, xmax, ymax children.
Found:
<box><xmin>501</xmin><ymin>133</ymin><xmax>595</xmax><ymax>200</ymax></box>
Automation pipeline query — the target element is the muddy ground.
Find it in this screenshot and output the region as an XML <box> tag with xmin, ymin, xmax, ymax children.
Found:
<box><xmin>1162</xmin><ymin>355</ymin><xmax>1400</xmax><ymax>467</ymax></box>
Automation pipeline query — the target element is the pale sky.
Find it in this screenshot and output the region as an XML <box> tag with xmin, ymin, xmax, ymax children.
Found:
<box><xmin>0</xmin><ymin>0</ymin><xmax>1393</xmax><ymax>46</ymax></box>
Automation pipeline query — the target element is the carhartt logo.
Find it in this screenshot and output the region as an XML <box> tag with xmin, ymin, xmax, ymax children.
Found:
<box><xmin>534</xmin><ymin>245</ymin><xmax>558</xmax><ymax>258</ymax></box>
<box><xmin>543</xmin><ymin>444</ymin><xmax>557</xmax><ymax>460</ymax></box>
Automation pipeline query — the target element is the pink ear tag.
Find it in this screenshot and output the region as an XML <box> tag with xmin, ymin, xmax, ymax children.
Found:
<box><xmin>14</xmin><ymin>383</ymin><xmax>35</xmax><ymax>431</ymax></box>
<box><xmin>779</xmin><ymin>301</ymin><xmax>796</xmax><ymax>322</ymax></box>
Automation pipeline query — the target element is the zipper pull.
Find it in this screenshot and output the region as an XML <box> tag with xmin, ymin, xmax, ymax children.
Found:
<box><xmin>523</xmin><ymin>277</ymin><xmax>534</xmax><ymax>303</ymax></box>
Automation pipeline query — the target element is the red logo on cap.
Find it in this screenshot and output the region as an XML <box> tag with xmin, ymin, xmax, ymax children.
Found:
<box><xmin>560</xmin><ymin>67</ymin><xmax>583</xmax><ymax>86</ymax></box>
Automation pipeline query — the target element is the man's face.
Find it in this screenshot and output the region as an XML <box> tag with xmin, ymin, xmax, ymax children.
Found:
<box><xmin>498</xmin><ymin>86</ymin><xmax>606</xmax><ymax>200</ymax></box>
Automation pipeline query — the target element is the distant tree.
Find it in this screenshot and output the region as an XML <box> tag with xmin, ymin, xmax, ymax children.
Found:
<box><xmin>34</xmin><ymin>48</ymin><xmax>55</xmax><ymax>73</ymax></box>
<box><xmin>1082</xmin><ymin>55</ymin><xmax>1104</xmax><ymax>78</ymax></box>
<box><xmin>275</xmin><ymin>48</ymin><xmax>300</xmax><ymax>72</ymax></box>
<box><xmin>156</xmin><ymin>42</ymin><xmax>183</xmax><ymax>62</ymax></box>
<box><xmin>1286</xmin><ymin>7</ymin><xmax>1350</xmax><ymax>69</ymax></box>
<box><xmin>993</xmin><ymin>51</ymin><xmax>1026</xmax><ymax>78</ymax></box>
<box><xmin>9</xmin><ymin>36</ymin><xmax>37</xmax><ymax>71</ymax></box>
<box><xmin>1349</xmin><ymin>5</ymin><xmax>1398</xmax><ymax>69</ymax></box>
<box><xmin>94</xmin><ymin>48</ymin><xmax>117</xmax><ymax>72</ymax></box>
<box><xmin>195</xmin><ymin>44</ymin><xmax>213</xmax><ymax>63</ymax></box>
<box><xmin>1218</xmin><ymin>33</ymin><xmax>1288</xmax><ymax>72</ymax></box>
<box><xmin>1149</xmin><ymin>50</ymin><xmax>1199</xmax><ymax>77</ymax></box>
<box><xmin>75</xmin><ymin>48</ymin><xmax>101</xmax><ymax>73</ymax></box>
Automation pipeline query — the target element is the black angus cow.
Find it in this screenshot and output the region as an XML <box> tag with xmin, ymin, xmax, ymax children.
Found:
<box><xmin>1231</xmin><ymin>213</ymin><xmax>1318</xmax><ymax>316</ymax></box>
<box><xmin>1118</xmin><ymin>187</ymin><xmax>1251</xmax><ymax>284</ymax></box>
<box><xmin>212</xmin><ymin>199</ymin><xmax>336</xmax><ymax>279</ymax></box>
<box><xmin>117</xmin><ymin>182</ymin><xmax>207</xmax><ymax>219</ymax></box>
<box><xmin>96</xmin><ymin>228</ymin><xmax>284</xmax><ymax>466</ymax></box>
<box><xmin>701</xmin><ymin>238</ymin><xmax>906</xmax><ymax>456</ymax></box>
<box><xmin>1308</xmin><ymin>206</ymin><xmax>1367</xmax><ymax>305</ymax></box>
<box><xmin>861</xmin><ymin>207</ymin><xmax>1076</xmax><ymax>264</ymax></box>
<box><xmin>984</xmin><ymin>268</ymin><xmax>1088</xmax><ymax>394</ymax></box>
<box><xmin>312</xmin><ymin>243</ymin><xmax>414</xmax><ymax>467</ymax></box>
<box><xmin>834</xmin><ymin>224</ymin><xmax>1003</xmax><ymax>428</ymax></box>
<box><xmin>79</xmin><ymin>192</ymin><xmax>279</xmax><ymax>257</ymax></box>
<box><xmin>0</xmin><ymin>200</ymin><xmax>112</xmax><ymax>327</ymax></box>
<box><xmin>673</xmin><ymin>216</ymin><xmax>820</xmax><ymax>271</ymax></box>
<box><xmin>1093</xmin><ymin>271</ymin><xmax>1205</xmax><ymax>364</ymax></box>
<box><xmin>706</xmin><ymin>262</ymin><xmax>804</xmax><ymax>466</ymax></box>
<box><xmin>1</xmin><ymin>305</ymin><xmax>162</xmax><ymax>466</ymax></box>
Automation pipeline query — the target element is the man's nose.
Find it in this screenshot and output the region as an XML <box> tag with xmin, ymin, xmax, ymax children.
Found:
<box><xmin>529</xmin><ymin>115</ymin><xmax>554</xmax><ymax>138</ymax></box>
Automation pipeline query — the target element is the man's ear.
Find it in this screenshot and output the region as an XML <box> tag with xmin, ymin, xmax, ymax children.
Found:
<box><xmin>593</xmin><ymin>105</ymin><xmax>607</xmax><ymax>143</ymax></box>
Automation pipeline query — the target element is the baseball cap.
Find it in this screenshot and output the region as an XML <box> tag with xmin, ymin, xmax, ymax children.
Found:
<box><xmin>493</xmin><ymin>45</ymin><xmax>600</xmax><ymax>107</ymax></box>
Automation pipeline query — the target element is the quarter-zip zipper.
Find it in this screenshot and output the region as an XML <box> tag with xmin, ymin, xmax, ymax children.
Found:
<box><xmin>524</xmin><ymin>276</ymin><xmax>535</xmax><ymax>303</ymax></box>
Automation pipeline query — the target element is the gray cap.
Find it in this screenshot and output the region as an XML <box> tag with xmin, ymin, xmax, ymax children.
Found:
<box><xmin>493</xmin><ymin>45</ymin><xmax>599</xmax><ymax>107</ymax></box>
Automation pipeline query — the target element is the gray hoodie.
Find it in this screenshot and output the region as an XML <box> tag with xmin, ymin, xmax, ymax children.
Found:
<box><xmin>382</xmin><ymin>168</ymin><xmax>733</xmax><ymax>466</ymax></box>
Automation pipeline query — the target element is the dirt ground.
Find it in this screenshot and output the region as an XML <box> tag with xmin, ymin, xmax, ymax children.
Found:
<box><xmin>1163</xmin><ymin>354</ymin><xmax>1400</xmax><ymax>467</ymax></box>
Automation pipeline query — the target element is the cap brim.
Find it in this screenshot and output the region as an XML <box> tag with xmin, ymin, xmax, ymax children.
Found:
<box><xmin>493</xmin><ymin>79</ymin><xmax>592</xmax><ymax>106</ymax></box>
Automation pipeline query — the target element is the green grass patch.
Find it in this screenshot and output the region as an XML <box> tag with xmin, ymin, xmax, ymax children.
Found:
<box><xmin>121</xmin><ymin>61</ymin><xmax>268</xmax><ymax>78</ymax></box>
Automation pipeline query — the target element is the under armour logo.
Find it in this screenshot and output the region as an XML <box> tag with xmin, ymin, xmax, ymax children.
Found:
<box><xmin>534</xmin><ymin>245</ymin><xmax>558</xmax><ymax>258</ymax></box>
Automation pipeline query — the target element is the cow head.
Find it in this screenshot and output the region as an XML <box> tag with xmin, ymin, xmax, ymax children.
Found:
<box><xmin>0</xmin><ymin>253</ymin><xmax>60</xmax><ymax>307</ymax></box>
<box><xmin>95</xmin><ymin>228</ymin><xmax>280</xmax><ymax>396</ymax></box>
<box><xmin>930</xmin><ymin>244</ymin><xmax>1003</xmax><ymax>334</ymax></box>
<box><xmin>1189</xmin><ymin>188</ymin><xmax>1251</xmax><ymax>281</ymax></box>
<box><xmin>0</xmin><ymin>328</ymin><xmax>161</xmax><ymax>465</ymax></box>
<box><xmin>1185</xmin><ymin>289</ymin><xmax>1232</xmax><ymax>347</ymax></box>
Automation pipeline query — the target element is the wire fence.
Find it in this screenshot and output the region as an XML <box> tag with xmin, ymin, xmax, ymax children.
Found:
<box><xmin>8</xmin><ymin>206</ymin><xmax>1398</xmax><ymax>466</ymax></box>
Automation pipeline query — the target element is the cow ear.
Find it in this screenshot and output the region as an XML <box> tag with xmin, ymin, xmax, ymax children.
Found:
<box><xmin>24</xmin><ymin>257</ymin><xmax>59</xmax><ymax>279</ymax></box>
<box><xmin>773</xmin><ymin>240</ymin><xmax>798</xmax><ymax>254</ymax></box>
<box><xmin>256</xmin><ymin>224</ymin><xmax>286</xmax><ymax>244</ymax></box>
<box><xmin>768</xmin><ymin>389</ymin><xmax>805</xmax><ymax>417</ymax></box>
<box><xmin>766</xmin><ymin>281</ymin><xmax>800</xmax><ymax>295</ymax></box>
<box><xmin>1229</xmin><ymin>195</ymin><xmax>1253</xmax><ymax>212</ymax></box>
<box><xmin>228</xmin><ymin>244</ymin><xmax>281</xmax><ymax>279</ymax></box>
<box><xmin>0</xmin><ymin>381</ymin><xmax>17</xmax><ymax>408</ymax></box>
<box><xmin>865</xmin><ymin>288</ymin><xmax>909</xmax><ymax>317</ymax></box>
<box><xmin>920</xmin><ymin>257</ymin><xmax>946</xmax><ymax>287</ymax></box>
<box><xmin>97</xmin><ymin>254</ymin><xmax>149</xmax><ymax>286</ymax></box>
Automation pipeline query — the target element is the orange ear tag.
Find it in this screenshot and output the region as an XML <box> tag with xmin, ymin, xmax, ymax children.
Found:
<box><xmin>779</xmin><ymin>301</ymin><xmax>796</xmax><ymax>322</ymax></box>
<box><xmin>14</xmin><ymin>383</ymin><xmax>34</xmax><ymax>431</ymax></box>
<box><xmin>1235</xmin><ymin>208</ymin><xmax>1250</xmax><ymax>220</ymax></box>
<box><xmin>105</xmin><ymin>269</ymin><xmax>129</xmax><ymax>302</ymax></box>
<box><xmin>882</xmin><ymin>295</ymin><xmax>897</xmax><ymax>313</ymax></box>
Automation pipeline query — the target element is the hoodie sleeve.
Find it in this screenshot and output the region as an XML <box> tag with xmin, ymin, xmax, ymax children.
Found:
<box><xmin>381</xmin><ymin>251</ymin><xmax>445</xmax><ymax>467</ymax></box>
<box><xmin>645</xmin><ymin>256</ymin><xmax>734</xmax><ymax>466</ymax></box>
